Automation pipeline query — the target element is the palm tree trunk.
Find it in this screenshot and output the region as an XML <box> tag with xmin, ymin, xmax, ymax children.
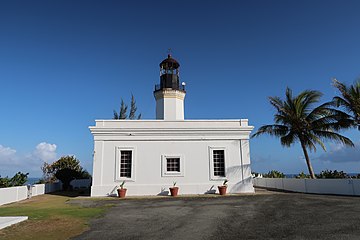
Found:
<box><xmin>300</xmin><ymin>141</ymin><xmax>316</xmax><ymax>179</ymax></box>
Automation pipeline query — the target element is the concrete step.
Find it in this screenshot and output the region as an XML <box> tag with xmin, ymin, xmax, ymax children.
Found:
<box><xmin>0</xmin><ymin>216</ymin><xmax>28</xmax><ymax>230</ymax></box>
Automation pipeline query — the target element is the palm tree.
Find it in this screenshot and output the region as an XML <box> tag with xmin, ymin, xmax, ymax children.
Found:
<box><xmin>252</xmin><ymin>88</ymin><xmax>354</xmax><ymax>179</ymax></box>
<box><xmin>332</xmin><ymin>79</ymin><xmax>360</xmax><ymax>130</ymax></box>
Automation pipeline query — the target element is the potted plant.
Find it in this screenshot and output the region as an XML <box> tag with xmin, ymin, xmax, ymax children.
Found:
<box><xmin>218</xmin><ymin>179</ymin><xmax>228</xmax><ymax>195</ymax></box>
<box><xmin>117</xmin><ymin>181</ymin><xmax>127</xmax><ymax>198</ymax></box>
<box><xmin>169</xmin><ymin>182</ymin><xmax>179</xmax><ymax>197</ymax></box>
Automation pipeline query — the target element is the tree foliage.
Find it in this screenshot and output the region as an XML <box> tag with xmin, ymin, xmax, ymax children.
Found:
<box><xmin>263</xmin><ymin>170</ymin><xmax>286</xmax><ymax>178</ymax></box>
<box><xmin>252</xmin><ymin>87</ymin><xmax>354</xmax><ymax>179</ymax></box>
<box><xmin>0</xmin><ymin>172</ymin><xmax>29</xmax><ymax>188</ymax></box>
<box><xmin>113</xmin><ymin>94</ymin><xmax>141</xmax><ymax>120</ymax></box>
<box><xmin>332</xmin><ymin>79</ymin><xmax>360</xmax><ymax>130</ymax></box>
<box><xmin>42</xmin><ymin>155</ymin><xmax>91</xmax><ymax>190</ymax></box>
<box><xmin>295</xmin><ymin>172</ymin><xmax>310</xmax><ymax>179</ymax></box>
<box><xmin>129</xmin><ymin>95</ymin><xmax>137</xmax><ymax>120</ymax></box>
<box><xmin>119</xmin><ymin>99</ymin><xmax>128</xmax><ymax>119</ymax></box>
<box><xmin>316</xmin><ymin>169</ymin><xmax>349</xmax><ymax>179</ymax></box>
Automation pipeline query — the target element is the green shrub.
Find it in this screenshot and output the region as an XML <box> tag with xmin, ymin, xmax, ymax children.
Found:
<box><xmin>263</xmin><ymin>170</ymin><xmax>285</xmax><ymax>178</ymax></box>
<box><xmin>316</xmin><ymin>170</ymin><xmax>349</xmax><ymax>179</ymax></box>
<box><xmin>0</xmin><ymin>172</ymin><xmax>29</xmax><ymax>188</ymax></box>
<box><xmin>296</xmin><ymin>172</ymin><xmax>310</xmax><ymax>179</ymax></box>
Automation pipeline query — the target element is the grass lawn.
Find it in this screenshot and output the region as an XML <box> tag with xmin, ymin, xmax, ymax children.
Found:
<box><xmin>0</xmin><ymin>191</ymin><xmax>111</xmax><ymax>240</ymax></box>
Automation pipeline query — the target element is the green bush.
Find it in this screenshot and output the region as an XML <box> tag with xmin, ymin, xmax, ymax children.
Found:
<box><xmin>296</xmin><ymin>172</ymin><xmax>310</xmax><ymax>179</ymax></box>
<box><xmin>0</xmin><ymin>172</ymin><xmax>29</xmax><ymax>188</ymax></box>
<box><xmin>316</xmin><ymin>170</ymin><xmax>349</xmax><ymax>179</ymax></box>
<box><xmin>263</xmin><ymin>170</ymin><xmax>285</xmax><ymax>178</ymax></box>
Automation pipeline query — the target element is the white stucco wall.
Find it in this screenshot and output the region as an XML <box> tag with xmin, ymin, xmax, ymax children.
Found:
<box><xmin>90</xmin><ymin>120</ymin><xmax>254</xmax><ymax>196</ymax></box>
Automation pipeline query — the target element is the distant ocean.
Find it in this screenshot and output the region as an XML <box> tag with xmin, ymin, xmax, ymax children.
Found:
<box><xmin>26</xmin><ymin>177</ymin><xmax>41</xmax><ymax>185</ymax></box>
<box><xmin>285</xmin><ymin>173</ymin><xmax>359</xmax><ymax>178</ymax></box>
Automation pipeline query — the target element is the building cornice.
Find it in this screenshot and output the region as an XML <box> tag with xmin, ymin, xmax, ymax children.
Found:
<box><xmin>154</xmin><ymin>89</ymin><xmax>186</xmax><ymax>100</ymax></box>
<box><xmin>89</xmin><ymin>119</ymin><xmax>254</xmax><ymax>141</ymax></box>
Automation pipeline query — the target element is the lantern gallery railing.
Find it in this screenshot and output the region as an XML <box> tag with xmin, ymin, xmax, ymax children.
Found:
<box><xmin>154</xmin><ymin>84</ymin><xmax>186</xmax><ymax>91</ymax></box>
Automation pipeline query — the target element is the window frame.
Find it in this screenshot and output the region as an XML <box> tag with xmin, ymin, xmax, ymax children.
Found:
<box><xmin>115</xmin><ymin>147</ymin><xmax>136</xmax><ymax>182</ymax></box>
<box><xmin>161</xmin><ymin>154</ymin><xmax>185</xmax><ymax>177</ymax></box>
<box><xmin>209</xmin><ymin>147</ymin><xmax>227</xmax><ymax>180</ymax></box>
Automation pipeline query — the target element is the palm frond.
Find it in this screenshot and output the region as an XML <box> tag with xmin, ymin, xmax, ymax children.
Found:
<box><xmin>312</xmin><ymin>130</ymin><xmax>354</xmax><ymax>147</ymax></box>
<box><xmin>306</xmin><ymin>134</ymin><xmax>326</xmax><ymax>151</ymax></box>
<box><xmin>332</xmin><ymin>79</ymin><xmax>360</xmax><ymax>129</ymax></box>
<box><xmin>280</xmin><ymin>132</ymin><xmax>297</xmax><ymax>147</ymax></box>
<box><xmin>332</xmin><ymin>96</ymin><xmax>353</xmax><ymax>112</ymax></box>
<box><xmin>299</xmin><ymin>135</ymin><xmax>318</xmax><ymax>152</ymax></box>
<box><xmin>269</xmin><ymin>96</ymin><xmax>285</xmax><ymax>114</ymax></box>
<box><xmin>251</xmin><ymin>125</ymin><xmax>288</xmax><ymax>138</ymax></box>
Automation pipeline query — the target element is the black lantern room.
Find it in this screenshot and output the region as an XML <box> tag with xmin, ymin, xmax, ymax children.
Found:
<box><xmin>154</xmin><ymin>54</ymin><xmax>185</xmax><ymax>92</ymax></box>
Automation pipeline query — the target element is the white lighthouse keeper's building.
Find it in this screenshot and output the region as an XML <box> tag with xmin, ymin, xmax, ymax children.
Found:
<box><xmin>89</xmin><ymin>54</ymin><xmax>254</xmax><ymax>196</ymax></box>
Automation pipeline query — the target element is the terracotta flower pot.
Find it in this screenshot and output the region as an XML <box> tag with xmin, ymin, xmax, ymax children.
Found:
<box><xmin>169</xmin><ymin>187</ymin><xmax>179</xmax><ymax>197</ymax></box>
<box><xmin>117</xmin><ymin>188</ymin><xmax>127</xmax><ymax>198</ymax></box>
<box><xmin>218</xmin><ymin>186</ymin><xmax>227</xmax><ymax>195</ymax></box>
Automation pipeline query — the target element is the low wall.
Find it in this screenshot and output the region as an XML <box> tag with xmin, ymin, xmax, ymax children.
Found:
<box><xmin>0</xmin><ymin>182</ymin><xmax>62</xmax><ymax>206</ymax></box>
<box><xmin>31</xmin><ymin>184</ymin><xmax>45</xmax><ymax>196</ymax></box>
<box><xmin>70</xmin><ymin>179</ymin><xmax>91</xmax><ymax>189</ymax></box>
<box><xmin>254</xmin><ymin>178</ymin><xmax>360</xmax><ymax>196</ymax></box>
<box><xmin>45</xmin><ymin>182</ymin><xmax>62</xmax><ymax>193</ymax></box>
<box><xmin>0</xmin><ymin>186</ymin><xmax>28</xmax><ymax>206</ymax></box>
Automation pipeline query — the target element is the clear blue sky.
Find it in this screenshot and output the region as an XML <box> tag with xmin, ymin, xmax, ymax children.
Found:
<box><xmin>0</xmin><ymin>0</ymin><xmax>359</xmax><ymax>177</ymax></box>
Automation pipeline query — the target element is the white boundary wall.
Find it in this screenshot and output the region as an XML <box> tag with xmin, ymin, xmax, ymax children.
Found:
<box><xmin>31</xmin><ymin>184</ymin><xmax>45</xmax><ymax>196</ymax></box>
<box><xmin>0</xmin><ymin>182</ymin><xmax>62</xmax><ymax>206</ymax></box>
<box><xmin>254</xmin><ymin>178</ymin><xmax>360</xmax><ymax>196</ymax></box>
<box><xmin>0</xmin><ymin>186</ymin><xmax>28</xmax><ymax>206</ymax></box>
<box><xmin>70</xmin><ymin>179</ymin><xmax>91</xmax><ymax>189</ymax></box>
<box><xmin>45</xmin><ymin>182</ymin><xmax>62</xmax><ymax>193</ymax></box>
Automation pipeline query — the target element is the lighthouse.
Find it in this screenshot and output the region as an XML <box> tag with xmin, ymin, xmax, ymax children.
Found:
<box><xmin>89</xmin><ymin>54</ymin><xmax>255</xmax><ymax>197</ymax></box>
<box><xmin>154</xmin><ymin>54</ymin><xmax>186</xmax><ymax>120</ymax></box>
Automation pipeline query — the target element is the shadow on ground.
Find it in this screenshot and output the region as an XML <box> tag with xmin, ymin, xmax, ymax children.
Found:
<box><xmin>47</xmin><ymin>188</ymin><xmax>91</xmax><ymax>198</ymax></box>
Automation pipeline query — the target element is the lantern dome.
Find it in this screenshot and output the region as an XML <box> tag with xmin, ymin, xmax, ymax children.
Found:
<box><xmin>159</xmin><ymin>54</ymin><xmax>180</xmax><ymax>69</ymax></box>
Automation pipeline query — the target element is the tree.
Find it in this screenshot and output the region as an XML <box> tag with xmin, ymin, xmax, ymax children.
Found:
<box><xmin>332</xmin><ymin>79</ymin><xmax>360</xmax><ymax>130</ymax></box>
<box><xmin>316</xmin><ymin>169</ymin><xmax>349</xmax><ymax>179</ymax></box>
<box><xmin>42</xmin><ymin>155</ymin><xmax>90</xmax><ymax>190</ymax></box>
<box><xmin>119</xmin><ymin>99</ymin><xmax>128</xmax><ymax>119</ymax></box>
<box><xmin>129</xmin><ymin>94</ymin><xmax>142</xmax><ymax>120</ymax></box>
<box><xmin>296</xmin><ymin>171</ymin><xmax>310</xmax><ymax>179</ymax></box>
<box><xmin>41</xmin><ymin>162</ymin><xmax>57</xmax><ymax>183</ymax></box>
<box><xmin>0</xmin><ymin>177</ymin><xmax>10</xmax><ymax>188</ymax></box>
<box><xmin>263</xmin><ymin>170</ymin><xmax>285</xmax><ymax>178</ymax></box>
<box><xmin>113</xmin><ymin>99</ymin><xmax>128</xmax><ymax>119</ymax></box>
<box><xmin>129</xmin><ymin>95</ymin><xmax>137</xmax><ymax>120</ymax></box>
<box><xmin>113</xmin><ymin>95</ymin><xmax>141</xmax><ymax>120</ymax></box>
<box><xmin>0</xmin><ymin>172</ymin><xmax>29</xmax><ymax>188</ymax></box>
<box><xmin>252</xmin><ymin>88</ymin><xmax>354</xmax><ymax>179</ymax></box>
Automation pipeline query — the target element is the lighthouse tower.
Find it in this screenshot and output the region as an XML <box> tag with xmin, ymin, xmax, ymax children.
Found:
<box><xmin>154</xmin><ymin>54</ymin><xmax>186</xmax><ymax>120</ymax></box>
